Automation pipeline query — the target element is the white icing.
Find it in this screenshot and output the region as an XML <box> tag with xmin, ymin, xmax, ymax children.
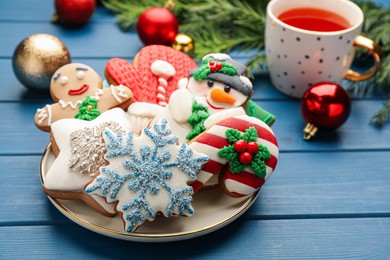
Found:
<box><xmin>127</xmin><ymin>102</ymin><xmax>163</xmax><ymax>135</ymax></box>
<box><xmin>60</xmin><ymin>75</ymin><xmax>69</xmax><ymax>85</ymax></box>
<box><xmin>36</xmin><ymin>105</ymin><xmax>52</xmax><ymax>125</ymax></box>
<box><xmin>168</xmin><ymin>88</ymin><xmax>194</xmax><ymax>123</ymax></box>
<box><xmin>239</xmin><ymin>75</ymin><xmax>253</xmax><ymax>89</ymax></box>
<box><xmin>58</xmin><ymin>90</ymin><xmax>104</xmax><ymax>110</ymax></box>
<box><xmin>110</xmin><ymin>85</ymin><xmax>122</xmax><ymax>103</ymax></box>
<box><xmin>59</xmin><ymin>99</ymin><xmax>82</xmax><ymax>109</ymax></box>
<box><xmin>203</xmin><ymin>53</ymin><xmax>232</xmax><ymax>61</ymax></box>
<box><xmin>178</xmin><ymin>77</ymin><xmax>189</xmax><ymax>89</ymax></box>
<box><xmin>45</xmin><ymin>108</ymin><xmax>133</xmax><ymax>192</ymax></box>
<box><xmin>224</xmin><ymin>179</ymin><xmax>256</xmax><ymax>196</ymax></box>
<box><xmin>117</xmin><ymin>85</ymin><xmax>129</xmax><ymax>99</ymax></box>
<box><xmin>76</xmin><ymin>71</ymin><xmax>85</xmax><ymax>80</ymax></box>
<box><xmin>203</xmin><ymin>107</ymin><xmax>246</xmax><ymax>129</ymax></box>
<box><xmin>150</xmin><ymin>60</ymin><xmax>176</xmax><ymax>77</ymax></box>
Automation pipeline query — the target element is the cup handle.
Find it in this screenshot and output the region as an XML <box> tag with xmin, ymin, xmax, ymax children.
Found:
<box><xmin>344</xmin><ymin>35</ymin><xmax>382</xmax><ymax>81</ymax></box>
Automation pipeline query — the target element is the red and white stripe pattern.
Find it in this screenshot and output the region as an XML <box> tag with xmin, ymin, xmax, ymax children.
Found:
<box><xmin>151</xmin><ymin>60</ymin><xmax>176</xmax><ymax>107</ymax></box>
<box><xmin>189</xmin><ymin>115</ymin><xmax>278</xmax><ymax>196</ymax></box>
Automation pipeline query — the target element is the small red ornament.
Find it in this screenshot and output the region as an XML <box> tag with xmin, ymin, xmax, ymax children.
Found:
<box><xmin>247</xmin><ymin>142</ymin><xmax>259</xmax><ymax>154</ymax></box>
<box><xmin>136</xmin><ymin>7</ymin><xmax>179</xmax><ymax>46</ymax></box>
<box><xmin>239</xmin><ymin>152</ymin><xmax>253</xmax><ymax>165</ymax></box>
<box><xmin>234</xmin><ymin>139</ymin><xmax>247</xmax><ymax>153</ymax></box>
<box><xmin>209</xmin><ymin>61</ymin><xmax>223</xmax><ymax>72</ymax></box>
<box><xmin>301</xmin><ymin>82</ymin><xmax>351</xmax><ymax>140</ymax></box>
<box><xmin>54</xmin><ymin>0</ymin><xmax>95</xmax><ymax>26</ymax></box>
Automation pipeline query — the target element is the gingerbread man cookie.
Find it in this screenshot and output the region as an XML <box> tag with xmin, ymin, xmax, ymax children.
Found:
<box><xmin>34</xmin><ymin>63</ymin><xmax>132</xmax><ymax>132</ymax></box>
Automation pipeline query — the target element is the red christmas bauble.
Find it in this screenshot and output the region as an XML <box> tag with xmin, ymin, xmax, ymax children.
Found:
<box><xmin>55</xmin><ymin>0</ymin><xmax>95</xmax><ymax>26</ymax></box>
<box><xmin>239</xmin><ymin>152</ymin><xmax>253</xmax><ymax>165</ymax></box>
<box><xmin>136</xmin><ymin>7</ymin><xmax>179</xmax><ymax>46</ymax></box>
<box><xmin>301</xmin><ymin>82</ymin><xmax>351</xmax><ymax>139</ymax></box>
<box><xmin>234</xmin><ymin>139</ymin><xmax>247</xmax><ymax>153</ymax></box>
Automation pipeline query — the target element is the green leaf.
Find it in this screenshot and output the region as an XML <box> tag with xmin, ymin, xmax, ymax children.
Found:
<box><xmin>218</xmin><ymin>145</ymin><xmax>237</xmax><ymax>160</ymax></box>
<box><xmin>225</xmin><ymin>128</ymin><xmax>243</xmax><ymax>143</ymax></box>
<box><xmin>242</xmin><ymin>127</ymin><xmax>258</xmax><ymax>142</ymax></box>
<box><xmin>251</xmin><ymin>156</ymin><xmax>266</xmax><ymax>178</ymax></box>
<box><xmin>257</xmin><ymin>145</ymin><xmax>271</xmax><ymax>160</ymax></box>
<box><xmin>229</xmin><ymin>158</ymin><xmax>247</xmax><ymax>173</ymax></box>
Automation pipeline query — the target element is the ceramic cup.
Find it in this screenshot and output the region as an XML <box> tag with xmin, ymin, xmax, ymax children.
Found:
<box><xmin>265</xmin><ymin>0</ymin><xmax>381</xmax><ymax>98</ymax></box>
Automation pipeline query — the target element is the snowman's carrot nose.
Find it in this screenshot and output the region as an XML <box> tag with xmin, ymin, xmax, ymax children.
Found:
<box><xmin>210</xmin><ymin>88</ymin><xmax>236</xmax><ymax>104</ymax></box>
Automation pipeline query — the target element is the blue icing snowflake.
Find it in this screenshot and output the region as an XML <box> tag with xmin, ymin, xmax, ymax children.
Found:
<box><xmin>86</xmin><ymin>118</ymin><xmax>209</xmax><ymax>233</ymax></box>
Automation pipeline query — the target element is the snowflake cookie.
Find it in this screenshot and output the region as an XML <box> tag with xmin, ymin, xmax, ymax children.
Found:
<box><xmin>86</xmin><ymin>118</ymin><xmax>209</xmax><ymax>233</ymax></box>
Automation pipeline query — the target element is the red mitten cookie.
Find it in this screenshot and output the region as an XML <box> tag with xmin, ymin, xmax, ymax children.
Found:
<box><xmin>189</xmin><ymin>115</ymin><xmax>279</xmax><ymax>197</ymax></box>
<box><xmin>105</xmin><ymin>45</ymin><xmax>197</xmax><ymax>106</ymax></box>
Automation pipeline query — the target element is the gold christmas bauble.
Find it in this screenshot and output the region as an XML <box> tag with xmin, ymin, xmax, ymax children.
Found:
<box><xmin>172</xmin><ymin>33</ymin><xmax>194</xmax><ymax>53</ymax></box>
<box><xmin>12</xmin><ymin>34</ymin><xmax>71</xmax><ymax>91</ymax></box>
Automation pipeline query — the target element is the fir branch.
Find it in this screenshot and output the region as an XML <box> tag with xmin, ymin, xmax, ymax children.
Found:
<box><xmin>370</xmin><ymin>99</ymin><xmax>390</xmax><ymax>126</ymax></box>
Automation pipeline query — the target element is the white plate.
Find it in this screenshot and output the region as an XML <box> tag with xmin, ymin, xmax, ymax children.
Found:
<box><xmin>40</xmin><ymin>144</ymin><xmax>259</xmax><ymax>242</ymax></box>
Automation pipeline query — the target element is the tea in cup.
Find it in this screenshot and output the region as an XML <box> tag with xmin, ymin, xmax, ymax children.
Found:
<box><xmin>265</xmin><ymin>0</ymin><xmax>381</xmax><ymax>98</ymax></box>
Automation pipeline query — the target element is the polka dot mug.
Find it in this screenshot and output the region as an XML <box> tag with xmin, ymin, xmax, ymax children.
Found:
<box><xmin>265</xmin><ymin>0</ymin><xmax>381</xmax><ymax>98</ymax></box>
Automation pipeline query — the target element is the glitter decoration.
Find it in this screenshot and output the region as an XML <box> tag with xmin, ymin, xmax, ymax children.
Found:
<box><xmin>68</xmin><ymin>121</ymin><xmax>124</xmax><ymax>176</ymax></box>
<box><xmin>86</xmin><ymin>118</ymin><xmax>209</xmax><ymax>233</ymax></box>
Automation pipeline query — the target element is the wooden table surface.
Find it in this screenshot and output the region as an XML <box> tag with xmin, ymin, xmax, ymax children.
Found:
<box><xmin>1</xmin><ymin>1</ymin><xmax>390</xmax><ymax>259</ymax></box>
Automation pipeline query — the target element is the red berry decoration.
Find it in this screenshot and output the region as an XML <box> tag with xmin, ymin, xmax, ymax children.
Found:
<box><xmin>247</xmin><ymin>142</ymin><xmax>259</xmax><ymax>154</ymax></box>
<box><xmin>239</xmin><ymin>152</ymin><xmax>253</xmax><ymax>165</ymax></box>
<box><xmin>136</xmin><ymin>7</ymin><xmax>179</xmax><ymax>46</ymax></box>
<box><xmin>54</xmin><ymin>0</ymin><xmax>96</xmax><ymax>26</ymax></box>
<box><xmin>301</xmin><ymin>82</ymin><xmax>351</xmax><ymax>140</ymax></box>
<box><xmin>233</xmin><ymin>139</ymin><xmax>247</xmax><ymax>153</ymax></box>
<box><xmin>208</xmin><ymin>61</ymin><xmax>223</xmax><ymax>72</ymax></box>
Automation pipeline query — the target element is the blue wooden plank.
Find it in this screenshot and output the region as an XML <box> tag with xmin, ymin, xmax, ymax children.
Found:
<box><xmin>0</xmin><ymin>1</ymin><xmax>115</xmax><ymax>22</ymax></box>
<box><xmin>0</xmin><ymin>22</ymin><xmax>143</xmax><ymax>59</ymax></box>
<box><xmin>1</xmin><ymin>99</ymin><xmax>389</xmax><ymax>155</ymax></box>
<box><xmin>1</xmin><ymin>151</ymin><xmax>389</xmax><ymax>224</ymax></box>
<box><xmin>0</xmin><ymin>218</ymin><xmax>389</xmax><ymax>259</ymax></box>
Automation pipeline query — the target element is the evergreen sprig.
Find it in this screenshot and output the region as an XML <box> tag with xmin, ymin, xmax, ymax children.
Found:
<box><xmin>103</xmin><ymin>0</ymin><xmax>390</xmax><ymax>125</ymax></box>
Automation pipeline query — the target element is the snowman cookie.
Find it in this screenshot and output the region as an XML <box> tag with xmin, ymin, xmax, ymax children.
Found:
<box><xmin>34</xmin><ymin>63</ymin><xmax>133</xmax><ymax>132</ymax></box>
<box><xmin>150</xmin><ymin>53</ymin><xmax>275</xmax><ymax>144</ymax></box>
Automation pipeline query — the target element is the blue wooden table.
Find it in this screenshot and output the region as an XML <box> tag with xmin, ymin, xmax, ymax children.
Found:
<box><xmin>1</xmin><ymin>1</ymin><xmax>390</xmax><ymax>259</ymax></box>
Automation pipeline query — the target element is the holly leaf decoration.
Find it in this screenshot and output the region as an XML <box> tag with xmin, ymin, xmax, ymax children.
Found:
<box><xmin>242</xmin><ymin>127</ymin><xmax>258</xmax><ymax>142</ymax></box>
<box><xmin>225</xmin><ymin>129</ymin><xmax>243</xmax><ymax>143</ymax></box>
<box><xmin>251</xmin><ymin>145</ymin><xmax>270</xmax><ymax>178</ymax></box>
<box><xmin>230</xmin><ymin>158</ymin><xmax>247</xmax><ymax>173</ymax></box>
<box><xmin>74</xmin><ymin>96</ymin><xmax>101</xmax><ymax>121</ymax></box>
<box><xmin>217</xmin><ymin>146</ymin><xmax>237</xmax><ymax>161</ymax></box>
<box><xmin>257</xmin><ymin>144</ymin><xmax>271</xmax><ymax>160</ymax></box>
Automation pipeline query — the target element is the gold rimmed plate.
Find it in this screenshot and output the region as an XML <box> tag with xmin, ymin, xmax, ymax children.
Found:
<box><xmin>40</xmin><ymin>144</ymin><xmax>259</xmax><ymax>242</ymax></box>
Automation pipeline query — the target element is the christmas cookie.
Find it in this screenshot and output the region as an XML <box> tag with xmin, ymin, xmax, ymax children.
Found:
<box><xmin>148</xmin><ymin>54</ymin><xmax>276</xmax><ymax>146</ymax></box>
<box><xmin>189</xmin><ymin>115</ymin><xmax>278</xmax><ymax>197</ymax></box>
<box><xmin>34</xmin><ymin>63</ymin><xmax>132</xmax><ymax>132</ymax></box>
<box><xmin>85</xmin><ymin>118</ymin><xmax>209</xmax><ymax>233</ymax></box>
<box><xmin>105</xmin><ymin>45</ymin><xmax>197</xmax><ymax>105</ymax></box>
<box><xmin>44</xmin><ymin>108</ymin><xmax>133</xmax><ymax>216</ymax></box>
